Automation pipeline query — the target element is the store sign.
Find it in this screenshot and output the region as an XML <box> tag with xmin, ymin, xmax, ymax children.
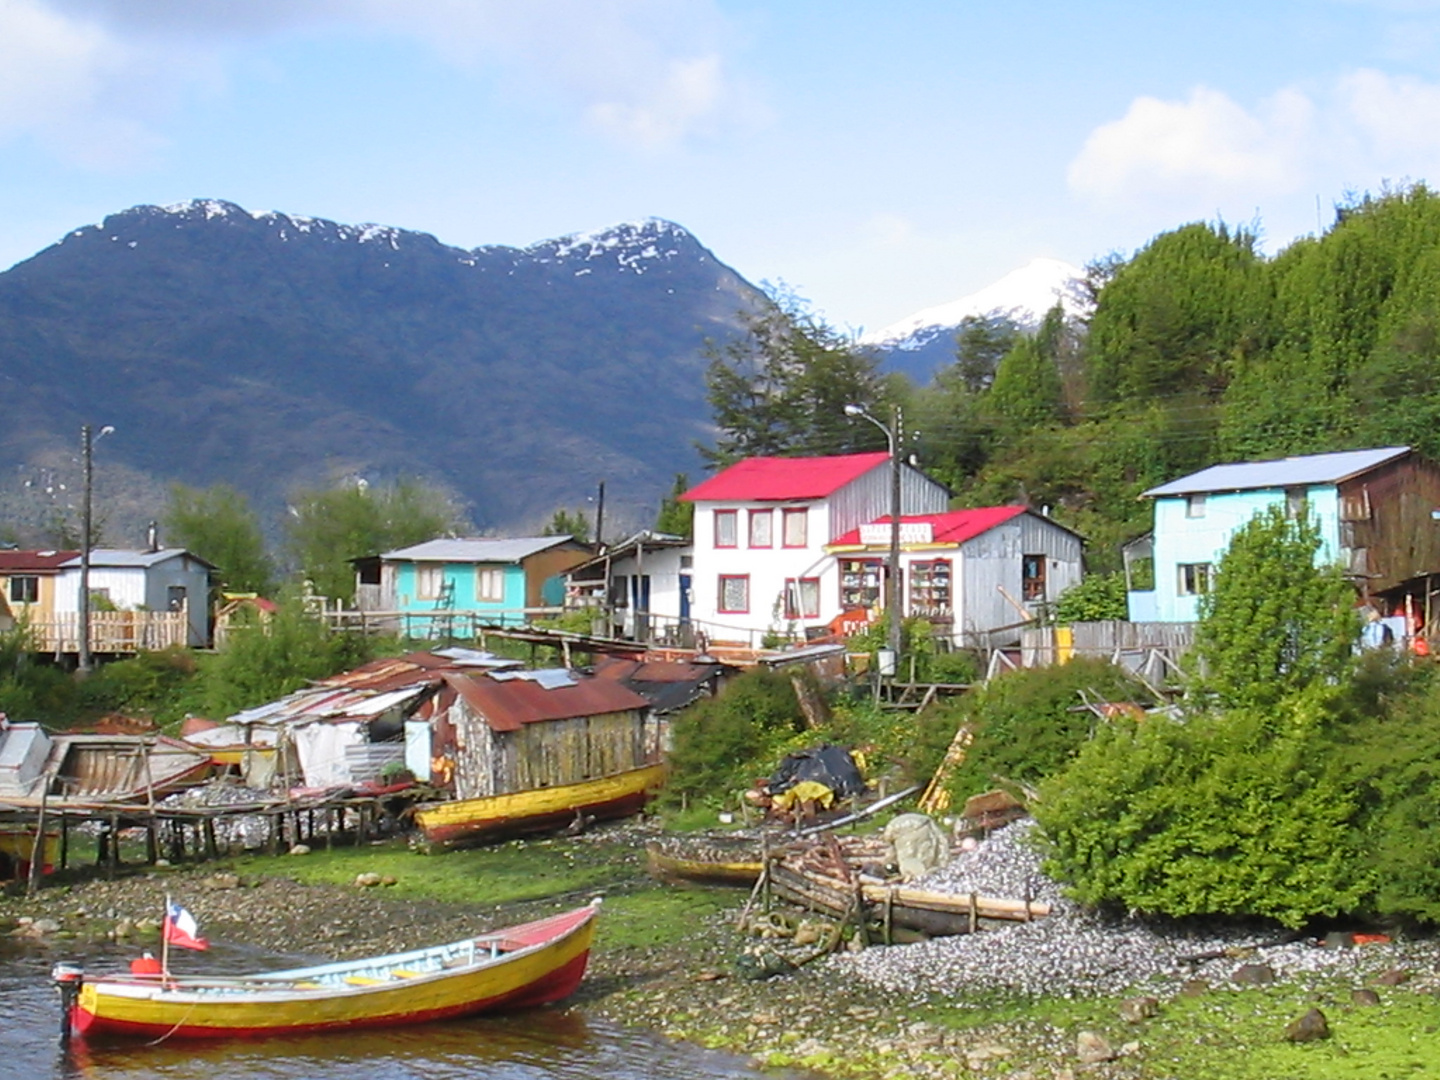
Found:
<box><xmin>859</xmin><ymin>522</ymin><xmax>933</xmax><ymax>546</ymax></box>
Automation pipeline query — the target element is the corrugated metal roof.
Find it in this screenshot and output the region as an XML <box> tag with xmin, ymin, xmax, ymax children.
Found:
<box><xmin>445</xmin><ymin>672</ymin><xmax>651</xmax><ymax>733</ymax></box>
<box><xmin>1143</xmin><ymin>447</ymin><xmax>1411</xmax><ymax>497</ymax></box>
<box><xmin>380</xmin><ymin>537</ymin><xmax>575</xmax><ymax>563</ymax></box>
<box><xmin>489</xmin><ymin>668</ymin><xmax>578</xmax><ymax>689</ymax></box>
<box><xmin>0</xmin><ymin>550</ymin><xmax>79</xmax><ymax>573</ymax></box>
<box><xmin>829</xmin><ymin>506</ymin><xmax>1028</xmax><ymax>547</ymax></box>
<box><xmin>58</xmin><ymin>548</ymin><xmax>215</xmax><ymax>570</ymax></box>
<box><xmin>681</xmin><ymin>453</ymin><xmax>890</xmax><ymax>503</ymax></box>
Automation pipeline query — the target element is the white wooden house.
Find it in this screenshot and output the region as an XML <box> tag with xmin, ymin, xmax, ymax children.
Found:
<box><xmin>53</xmin><ymin>549</ymin><xmax>213</xmax><ymax>647</ymax></box>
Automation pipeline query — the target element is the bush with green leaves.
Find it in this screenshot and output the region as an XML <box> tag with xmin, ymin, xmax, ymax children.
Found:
<box><xmin>934</xmin><ymin>657</ymin><xmax>1144</xmax><ymax>804</ymax></box>
<box><xmin>664</xmin><ymin>668</ymin><xmax>806</xmax><ymax>808</ymax></box>
<box><xmin>0</xmin><ymin>623</ymin><xmax>77</xmax><ymax>724</ymax></box>
<box><xmin>78</xmin><ymin>647</ymin><xmax>202</xmax><ymax>729</ymax></box>
<box><xmin>1054</xmin><ymin>573</ymin><xmax>1129</xmax><ymax>623</ymax></box>
<box><xmin>1036</xmin><ymin>688</ymin><xmax>1369</xmax><ymax>928</ymax></box>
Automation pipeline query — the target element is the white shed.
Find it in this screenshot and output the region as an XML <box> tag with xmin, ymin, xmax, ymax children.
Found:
<box><xmin>54</xmin><ymin>549</ymin><xmax>214</xmax><ymax>647</ymax></box>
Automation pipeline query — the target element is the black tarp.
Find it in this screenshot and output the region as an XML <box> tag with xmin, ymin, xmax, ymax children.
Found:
<box><xmin>767</xmin><ymin>744</ymin><xmax>866</xmax><ymax>799</ymax></box>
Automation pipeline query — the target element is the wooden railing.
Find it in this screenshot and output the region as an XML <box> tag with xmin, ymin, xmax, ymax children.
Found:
<box><xmin>21</xmin><ymin>610</ymin><xmax>190</xmax><ymax>654</ymax></box>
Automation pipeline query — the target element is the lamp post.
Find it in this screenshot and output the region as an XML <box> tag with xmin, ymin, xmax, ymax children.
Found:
<box><xmin>77</xmin><ymin>424</ymin><xmax>114</xmax><ymax>675</ymax></box>
<box><xmin>845</xmin><ymin>403</ymin><xmax>903</xmax><ymax>665</ymax></box>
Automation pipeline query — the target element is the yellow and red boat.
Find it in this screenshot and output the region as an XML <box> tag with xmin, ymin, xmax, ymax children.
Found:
<box><xmin>414</xmin><ymin>763</ymin><xmax>667</xmax><ymax>847</ymax></box>
<box><xmin>57</xmin><ymin>900</ymin><xmax>600</xmax><ymax>1041</ymax></box>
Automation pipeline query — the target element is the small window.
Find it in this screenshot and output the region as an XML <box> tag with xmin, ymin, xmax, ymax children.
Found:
<box><xmin>1285</xmin><ymin>487</ymin><xmax>1308</xmax><ymax>520</ymax></box>
<box><xmin>477</xmin><ymin>566</ymin><xmax>505</xmax><ymax>603</ymax></box>
<box><xmin>748</xmin><ymin>509</ymin><xmax>773</xmax><ymax>548</ymax></box>
<box><xmin>1022</xmin><ymin>554</ymin><xmax>1047</xmax><ymax>601</ymax></box>
<box><xmin>679</xmin><ymin>554</ymin><xmax>693</xmax><ymax>570</ymax></box>
<box><xmin>416</xmin><ymin>565</ymin><xmax>444</xmax><ymax>600</ymax></box>
<box><xmin>783</xmin><ymin>577</ymin><xmax>821</xmax><ymax>619</ymax></box>
<box><xmin>714</xmin><ymin>510</ymin><xmax>738</xmax><ymax>548</ymax></box>
<box><xmin>1177</xmin><ymin>563</ymin><xmax>1213</xmax><ymax>595</ymax></box>
<box><xmin>782</xmin><ymin>507</ymin><xmax>808</xmax><ymax>548</ymax></box>
<box><xmin>8</xmin><ymin>576</ymin><xmax>38</xmax><ymax>604</ymax></box>
<box><xmin>166</xmin><ymin>585</ymin><xmax>187</xmax><ymax>612</ymax></box>
<box><xmin>1185</xmin><ymin>494</ymin><xmax>1206</xmax><ymax>518</ymax></box>
<box><xmin>1340</xmin><ymin>489</ymin><xmax>1371</xmax><ymax>522</ymax></box>
<box><xmin>718</xmin><ymin>574</ymin><xmax>749</xmax><ymax>614</ymax></box>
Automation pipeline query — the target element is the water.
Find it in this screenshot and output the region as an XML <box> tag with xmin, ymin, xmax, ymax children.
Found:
<box><xmin>1</xmin><ymin>941</ymin><xmax>800</xmax><ymax>1080</ymax></box>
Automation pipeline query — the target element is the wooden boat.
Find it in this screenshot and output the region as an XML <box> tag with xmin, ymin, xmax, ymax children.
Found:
<box><xmin>414</xmin><ymin>763</ymin><xmax>667</xmax><ymax>847</ymax></box>
<box><xmin>645</xmin><ymin>834</ymin><xmax>765</xmax><ymax>886</ymax></box>
<box><xmin>58</xmin><ymin>900</ymin><xmax>601</xmax><ymax>1040</ymax></box>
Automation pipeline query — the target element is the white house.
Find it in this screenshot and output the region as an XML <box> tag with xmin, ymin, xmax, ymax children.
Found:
<box><xmin>565</xmin><ymin>531</ymin><xmax>693</xmax><ymax>643</ymax></box>
<box><xmin>54</xmin><ymin>548</ymin><xmax>214</xmax><ymax>646</ymax></box>
<box><xmin>680</xmin><ymin>452</ymin><xmax>950</xmax><ymax>643</ymax></box>
<box><xmin>826</xmin><ymin>507</ymin><xmax>1084</xmax><ymax>647</ymax></box>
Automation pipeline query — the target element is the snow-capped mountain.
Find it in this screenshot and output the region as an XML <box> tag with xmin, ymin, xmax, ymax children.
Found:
<box><xmin>864</xmin><ymin>257</ymin><xmax>1085</xmax><ymax>352</ymax></box>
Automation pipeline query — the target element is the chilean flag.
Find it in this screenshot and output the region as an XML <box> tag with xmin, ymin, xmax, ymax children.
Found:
<box><xmin>163</xmin><ymin>900</ymin><xmax>209</xmax><ymax>951</ymax></box>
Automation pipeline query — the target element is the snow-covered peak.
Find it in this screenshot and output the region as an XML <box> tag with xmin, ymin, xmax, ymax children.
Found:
<box><xmin>523</xmin><ymin>218</ymin><xmax>693</xmax><ymax>273</ymax></box>
<box><xmin>862</xmin><ymin>258</ymin><xmax>1085</xmax><ymax>350</ymax></box>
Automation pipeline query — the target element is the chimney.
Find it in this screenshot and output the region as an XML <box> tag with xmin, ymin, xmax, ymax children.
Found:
<box><xmin>146</xmin><ymin>520</ymin><xmax>159</xmax><ymax>553</ymax></box>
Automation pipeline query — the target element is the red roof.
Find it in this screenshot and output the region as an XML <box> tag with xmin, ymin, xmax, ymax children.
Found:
<box><xmin>830</xmin><ymin>506</ymin><xmax>1028</xmax><ymax>547</ymax></box>
<box><xmin>681</xmin><ymin>453</ymin><xmax>890</xmax><ymax>503</ymax></box>
<box><xmin>0</xmin><ymin>549</ymin><xmax>79</xmax><ymax>573</ymax></box>
<box><xmin>444</xmin><ymin>672</ymin><xmax>651</xmax><ymax>733</ymax></box>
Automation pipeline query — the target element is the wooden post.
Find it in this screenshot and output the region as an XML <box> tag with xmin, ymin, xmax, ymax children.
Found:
<box><xmin>203</xmin><ymin>817</ymin><xmax>218</xmax><ymax>860</ymax></box>
<box><xmin>144</xmin><ymin>817</ymin><xmax>157</xmax><ymax>864</ymax></box>
<box><xmin>968</xmin><ymin>891</ymin><xmax>979</xmax><ymax>934</ymax></box>
<box><xmin>27</xmin><ymin>787</ymin><xmax>49</xmax><ymax>897</ymax></box>
<box><xmin>58</xmin><ymin>813</ymin><xmax>69</xmax><ymax>871</ymax></box>
<box><xmin>108</xmin><ymin>813</ymin><xmax>120</xmax><ymax>873</ymax></box>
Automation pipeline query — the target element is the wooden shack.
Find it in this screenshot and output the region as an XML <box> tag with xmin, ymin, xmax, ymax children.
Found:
<box><xmin>438</xmin><ymin>670</ymin><xmax>655</xmax><ymax>801</ymax></box>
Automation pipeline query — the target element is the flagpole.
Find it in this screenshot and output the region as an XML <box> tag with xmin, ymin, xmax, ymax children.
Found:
<box><xmin>161</xmin><ymin>893</ymin><xmax>171</xmax><ymax>979</ymax></box>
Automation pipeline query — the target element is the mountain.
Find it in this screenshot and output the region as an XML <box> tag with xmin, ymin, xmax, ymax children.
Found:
<box><xmin>0</xmin><ymin>200</ymin><xmax>760</xmax><ymax>545</ymax></box>
<box><xmin>865</xmin><ymin>258</ymin><xmax>1084</xmax><ymax>382</ymax></box>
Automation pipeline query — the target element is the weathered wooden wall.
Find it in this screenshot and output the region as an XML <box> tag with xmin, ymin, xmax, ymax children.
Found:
<box><xmin>1338</xmin><ymin>454</ymin><xmax>1440</xmax><ymax>596</ymax></box>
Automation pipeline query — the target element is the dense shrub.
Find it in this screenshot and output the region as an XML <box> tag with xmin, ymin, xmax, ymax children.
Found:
<box><xmin>0</xmin><ymin>624</ymin><xmax>77</xmax><ymax>724</ymax></box>
<box><xmin>1054</xmin><ymin>573</ymin><xmax>1128</xmax><ymax>623</ymax></box>
<box><xmin>1036</xmin><ymin>688</ymin><xmax>1369</xmax><ymax>928</ymax></box>
<box><xmin>78</xmin><ymin>647</ymin><xmax>202</xmax><ymax>729</ymax></box>
<box><xmin>935</xmin><ymin>657</ymin><xmax>1145</xmax><ymax>803</ymax></box>
<box><xmin>664</xmin><ymin>669</ymin><xmax>806</xmax><ymax>808</ymax></box>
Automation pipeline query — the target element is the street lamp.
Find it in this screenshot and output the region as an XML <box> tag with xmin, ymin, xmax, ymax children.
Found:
<box><xmin>844</xmin><ymin>403</ymin><xmax>903</xmax><ymax>666</ymax></box>
<box><xmin>77</xmin><ymin>423</ymin><xmax>114</xmax><ymax>675</ymax></box>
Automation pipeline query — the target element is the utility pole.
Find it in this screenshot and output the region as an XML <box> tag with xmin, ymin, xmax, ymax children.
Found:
<box><xmin>78</xmin><ymin>424</ymin><xmax>93</xmax><ymax>675</ymax></box>
<box><xmin>845</xmin><ymin>404</ymin><xmax>904</xmax><ymax>665</ymax></box>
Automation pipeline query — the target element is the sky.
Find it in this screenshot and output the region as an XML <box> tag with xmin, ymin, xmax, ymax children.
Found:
<box><xmin>4</xmin><ymin>1</ymin><xmax>1440</xmax><ymax>334</ymax></box>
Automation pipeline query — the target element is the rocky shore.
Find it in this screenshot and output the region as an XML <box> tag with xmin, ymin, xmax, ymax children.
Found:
<box><xmin>4</xmin><ymin>820</ymin><xmax>1438</xmax><ymax>1080</ymax></box>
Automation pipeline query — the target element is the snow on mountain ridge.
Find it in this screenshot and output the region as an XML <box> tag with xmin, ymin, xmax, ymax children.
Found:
<box><xmin>863</xmin><ymin>257</ymin><xmax>1084</xmax><ymax>350</ymax></box>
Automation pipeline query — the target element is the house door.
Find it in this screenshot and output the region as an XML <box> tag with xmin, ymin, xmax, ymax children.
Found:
<box><xmin>679</xmin><ymin>574</ymin><xmax>691</xmax><ymax>621</ymax></box>
<box><xmin>632</xmin><ymin>575</ymin><xmax>651</xmax><ymax>641</ymax></box>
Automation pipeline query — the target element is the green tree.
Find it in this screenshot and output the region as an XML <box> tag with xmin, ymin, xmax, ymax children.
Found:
<box><xmin>986</xmin><ymin>334</ymin><xmax>1063</xmax><ymax>431</ymax></box>
<box><xmin>653</xmin><ymin>473</ymin><xmax>694</xmax><ymax>538</ymax></box>
<box><xmin>542</xmin><ymin>509</ymin><xmax>591</xmax><ymax>544</ymax></box>
<box><xmin>1195</xmin><ymin>505</ymin><xmax>1357</xmax><ymax>709</ymax></box>
<box><xmin>286</xmin><ymin>479</ymin><xmax>463</xmax><ymax>603</ymax></box>
<box><xmin>953</xmin><ymin>313</ymin><xmax>1023</xmax><ymax>392</ymax></box>
<box><xmin>1054</xmin><ymin>573</ymin><xmax>1128</xmax><ymax>623</ymax></box>
<box><xmin>164</xmin><ymin>483</ymin><xmax>274</xmax><ymax>595</ymax></box>
<box><xmin>702</xmin><ymin>287</ymin><xmax>888</xmax><ymax>465</ymax></box>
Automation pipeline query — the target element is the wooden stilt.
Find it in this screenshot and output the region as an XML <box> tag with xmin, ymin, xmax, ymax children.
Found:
<box><xmin>58</xmin><ymin>813</ymin><xmax>69</xmax><ymax>871</ymax></box>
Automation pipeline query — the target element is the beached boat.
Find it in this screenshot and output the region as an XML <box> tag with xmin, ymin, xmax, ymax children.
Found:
<box><xmin>645</xmin><ymin>834</ymin><xmax>766</xmax><ymax>886</ymax></box>
<box><xmin>57</xmin><ymin>900</ymin><xmax>601</xmax><ymax>1041</ymax></box>
<box><xmin>414</xmin><ymin>763</ymin><xmax>667</xmax><ymax>847</ymax></box>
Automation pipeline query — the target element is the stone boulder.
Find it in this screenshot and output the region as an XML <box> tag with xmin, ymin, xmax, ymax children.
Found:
<box><xmin>1285</xmin><ymin>1008</ymin><xmax>1330</xmax><ymax>1043</ymax></box>
<box><xmin>882</xmin><ymin>813</ymin><xmax>949</xmax><ymax>881</ymax></box>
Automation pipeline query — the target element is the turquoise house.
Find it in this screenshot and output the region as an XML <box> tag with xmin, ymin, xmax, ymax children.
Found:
<box><xmin>372</xmin><ymin>537</ymin><xmax>591</xmax><ymax>626</ymax></box>
<box><xmin>1128</xmin><ymin>446</ymin><xmax>1440</xmax><ymax>623</ymax></box>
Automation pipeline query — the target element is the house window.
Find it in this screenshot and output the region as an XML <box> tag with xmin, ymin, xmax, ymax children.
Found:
<box><xmin>609</xmin><ymin>574</ymin><xmax>628</xmax><ymax>609</ymax></box>
<box><xmin>714</xmin><ymin>510</ymin><xmax>738</xmax><ymax>548</ymax></box>
<box><xmin>718</xmin><ymin>575</ymin><xmax>750</xmax><ymax>614</ymax></box>
<box><xmin>166</xmin><ymin>585</ymin><xmax>187</xmax><ymax>612</ymax></box>
<box><xmin>783</xmin><ymin>577</ymin><xmax>821</xmax><ymax>619</ymax></box>
<box><xmin>88</xmin><ymin>588</ymin><xmax>113</xmax><ymax>610</ymax></box>
<box><xmin>1022</xmin><ymin>555</ymin><xmax>1047</xmax><ymax>601</ymax></box>
<box><xmin>1177</xmin><ymin>563</ymin><xmax>1213</xmax><ymax>596</ymax></box>
<box><xmin>8</xmin><ymin>576</ymin><xmax>38</xmax><ymax>604</ymax></box>
<box><xmin>1185</xmin><ymin>494</ymin><xmax>1206</xmax><ymax>518</ymax></box>
<box><xmin>416</xmin><ymin>564</ymin><xmax>444</xmax><ymax>600</ymax></box>
<box><xmin>1285</xmin><ymin>487</ymin><xmax>1308</xmax><ymax>519</ymax></box>
<box><xmin>748</xmin><ymin>509</ymin><xmax>773</xmax><ymax>548</ymax></box>
<box><xmin>909</xmin><ymin>560</ymin><xmax>952</xmax><ymax>617</ymax></box>
<box><xmin>783</xmin><ymin>507</ymin><xmax>808</xmax><ymax>548</ymax></box>
<box><xmin>477</xmin><ymin>566</ymin><xmax>505</xmax><ymax>603</ymax></box>
<box><xmin>839</xmin><ymin>558</ymin><xmax>883</xmax><ymax>609</ymax></box>
<box><xmin>1340</xmin><ymin>489</ymin><xmax>1371</xmax><ymax>522</ymax></box>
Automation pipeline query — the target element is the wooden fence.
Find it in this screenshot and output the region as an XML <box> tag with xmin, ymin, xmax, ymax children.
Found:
<box><xmin>22</xmin><ymin>609</ymin><xmax>190</xmax><ymax>654</ymax></box>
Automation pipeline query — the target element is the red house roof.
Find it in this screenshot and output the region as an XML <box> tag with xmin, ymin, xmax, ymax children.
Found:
<box><xmin>830</xmin><ymin>506</ymin><xmax>1028</xmax><ymax>547</ymax></box>
<box><xmin>0</xmin><ymin>549</ymin><xmax>80</xmax><ymax>573</ymax></box>
<box><xmin>444</xmin><ymin>672</ymin><xmax>651</xmax><ymax>733</ymax></box>
<box><xmin>681</xmin><ymin>452</ymin><xmax>890</xmax><ymax>503</ymax></box>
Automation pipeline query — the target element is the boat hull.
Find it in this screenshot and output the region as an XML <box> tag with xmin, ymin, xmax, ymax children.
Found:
<box><xmin>70</xmin><ymin>903</ymin><xmax>598</xmax><ymax>1040</ymax></box>
<box><xmin>415</xmin><ymin>763</ymin><xmax>666</xmax><ymax>847</ymax></box>
<box><xmin>645</xmin><ymin>837</ymin><xmax>764</xmax><ymax>886</ymax></box>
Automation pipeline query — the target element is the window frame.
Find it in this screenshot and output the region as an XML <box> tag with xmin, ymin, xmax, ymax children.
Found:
<box><xmin>1185</xmin><ymin>494</ymin><xmax>1206</xmax><ymax>519</ymax></box>
<box><xmin>1177</xmin><ymin>562</ymin><xmax>1213</xmax><ymax>596</ymax></box>
<box><xmin>718</xmin><ymin>574</ymin><xmax>750</xmax><ymax>614</ymax></box>
<box><xmin>782</xmin><ymin>507</ymin><xmax>809</xmax><ymax>548</ymax></box>
<box><xmin>8</xmin><ymin>575</ymin><xmax>38</xmax><ymax>604</ymax></box>
<box><xmin>415</xmin><ymin>564</ymin><xmax>445</xmax><ymax>600</ymax></box>
<box><xmin>1022</xmin><ymin>554</ymin><xmax>1047</xmax><ymax>602</ymax></box>
<box><xmin>783</xmin><ymin>576</ymin><xmax>822</xmax><ymax>620</ymax></box>
<box><xmin>714</xmin><ymin>509</ymin><xmax>738</xmax><ymax>549</ymax></box>
<box><xmin>748</xmin><ymin>508</ymin><xmax>773</xmax><ymax>549</ymax></box>
<box><xmin>476</xmin><ymin>565</ymin><xmax>506</xmax><ymax>604</ymax></box>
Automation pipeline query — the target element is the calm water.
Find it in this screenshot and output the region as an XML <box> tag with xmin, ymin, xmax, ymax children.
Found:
<box><xmin>1</xmin><ymin>939</ymin><xmax>802</xmax><ymax>1080</ymax></box>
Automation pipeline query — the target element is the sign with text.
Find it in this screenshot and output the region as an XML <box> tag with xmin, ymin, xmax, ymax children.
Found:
<box><xmin>859</xmin><ymin>522</ymin><xmax>933</xmax><ymax>546</ymax></box>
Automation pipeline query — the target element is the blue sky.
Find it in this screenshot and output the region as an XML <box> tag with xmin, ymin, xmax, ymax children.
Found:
<box><xmin>3</xmin><ymin>1</ymin><xmax>1440</xmax><ymax>333</ymax></box>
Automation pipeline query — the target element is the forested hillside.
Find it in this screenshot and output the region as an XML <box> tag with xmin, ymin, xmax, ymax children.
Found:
<box><xmin>904</xmin><ymin>185</ymin><xmax>1440</xmax><ymax>566</ymax></box>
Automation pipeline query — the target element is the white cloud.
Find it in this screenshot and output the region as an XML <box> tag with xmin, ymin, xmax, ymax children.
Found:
<box><xmin>1339</xmin><ymin>68</ymin><xmax>1440</xmax><ymax>160</ymax></box>
<box><xmin>1068</xmin><ymin>85</ymin><xmax>1313</xmax><ymax>200</ymax></box>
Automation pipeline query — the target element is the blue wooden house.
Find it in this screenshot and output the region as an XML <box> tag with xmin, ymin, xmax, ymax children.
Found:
<box><xmin>1126</xmin><ymin>446</ymin><xmax>1440</xmax><ymax>623</ymax></box>
<box><xmin>363</xmin><ymin>537</ymin><xmax>592</xmax><ymax>626</ymax></box>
